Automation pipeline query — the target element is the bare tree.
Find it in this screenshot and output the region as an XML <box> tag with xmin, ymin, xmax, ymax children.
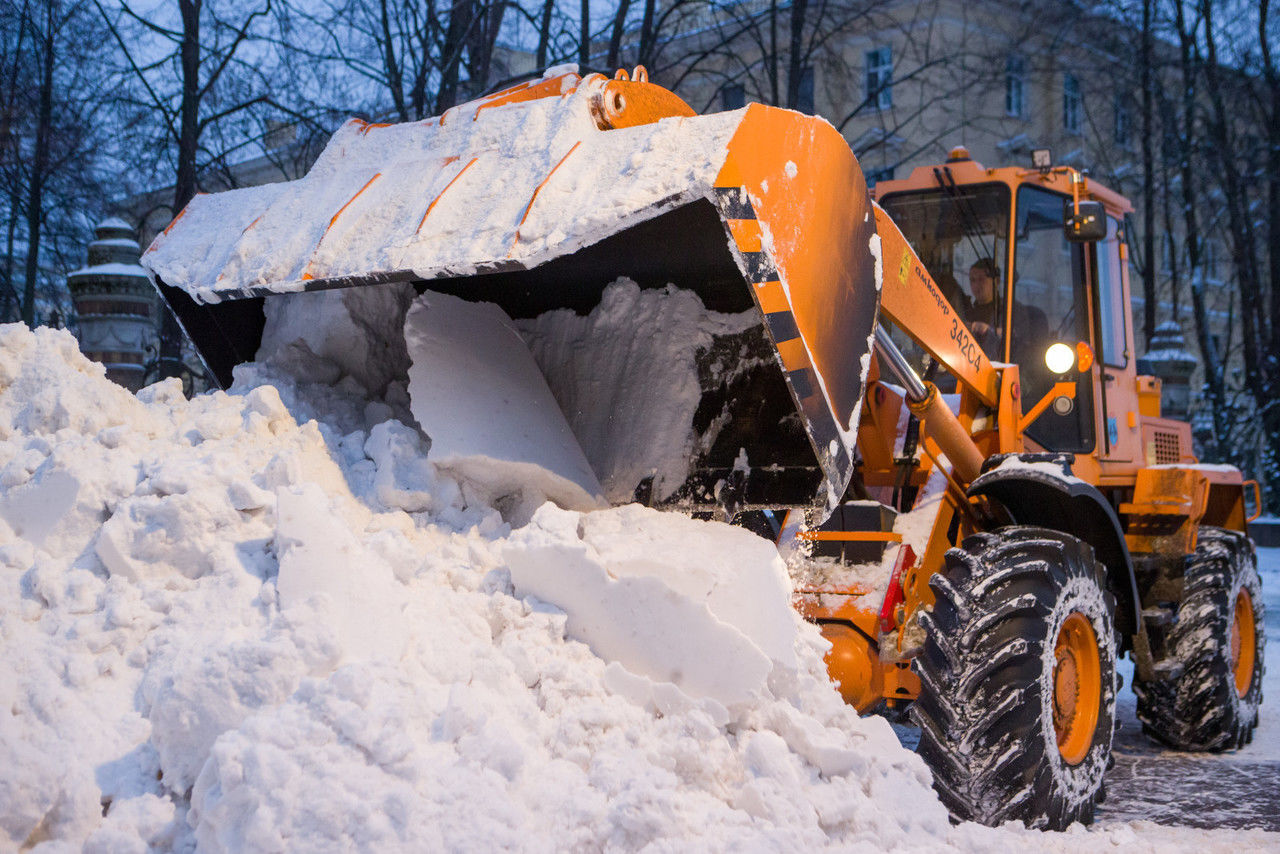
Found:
<box><xmin>96</xmin><ymin>0</ymin><xmax>281</xmax><ymax>212</ymax></box>
<box><xmin>1138</xmin><ymin>0</ymin><xmax>1157</xmax><ymax>347</ymax></box>
<box><xmin>0</xmin><ymin>0</ymin><xmax>109</xmax><ymax>327</ymax></box>
<box><xmin>95</xmin><ymin>0</ymin><xmax>286</xmax><ymax>376</ymax></box>
<box><xmin>1128</xmin><ymin>0</ymin><xmax>1279</xmax><ymax>501</ymax></box>
<box><xmin>1200</xmin><ymin>0</ymin><xmax>1280</xmax><ymax>497</ymax></box>
<box><xmin>276</xmin><ymin>0</ymin><xmax>518</xmax><ymax>125</ymax></box>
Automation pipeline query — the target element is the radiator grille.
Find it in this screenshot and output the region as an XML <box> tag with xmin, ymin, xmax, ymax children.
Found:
<box><xmin>1152</xmin><ymin>429</ymin><xmax>1181</xmax><ymax>464</ymax></box>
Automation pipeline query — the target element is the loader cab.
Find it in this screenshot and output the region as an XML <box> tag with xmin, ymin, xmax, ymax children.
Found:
<box><xmin>875</xmin><ymin>153</ymin><xmax>1137</xmax><ymax>463</ymax></box>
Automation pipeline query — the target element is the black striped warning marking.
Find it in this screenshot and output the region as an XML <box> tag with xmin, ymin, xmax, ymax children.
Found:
<box><xmin>712</xmin><ymin>186</ymin><xmax>755</xmax><ymax>219</ymax></box>
<box><xmin>741</xmin><ymin>251</ymin><xmax>779</xmax><ymax>284</ymax></box>
<box><xmin>766</xmin><ymin>310</ymin><xmax>800</xmax><ymax>342</ymax></box>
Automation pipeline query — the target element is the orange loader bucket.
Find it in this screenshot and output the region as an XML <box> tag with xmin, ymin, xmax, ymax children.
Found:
<box><xmin>143</xmin><ymin>69</ymin><xmax>881</xmax><ymax>519</ymax></box>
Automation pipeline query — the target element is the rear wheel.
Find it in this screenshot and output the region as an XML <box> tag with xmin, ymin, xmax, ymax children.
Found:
<box><xmin>1134</xmin><ymin>527</ymin><xmax>1264</xmax><ymax>751</ymax></box>
<box><xmin>914</xmin><ymin>527</ymin><xmax>1116</xmax><ymax>830</ymax></box>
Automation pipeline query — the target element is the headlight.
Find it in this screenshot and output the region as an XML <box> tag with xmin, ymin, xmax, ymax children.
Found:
<box><xmin>1045</xmin><ymin>342</ymin><xmax>1076</xmax><ymax>374</ymax></box>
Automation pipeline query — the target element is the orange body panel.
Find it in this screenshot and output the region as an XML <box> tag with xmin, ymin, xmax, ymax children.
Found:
<box><xmin>1120</xmin><ymin>467</ymin><xmax>1210</xmax><ymax>555</ymax></box>
<box><xmin>1136</xmin><ymin>376</ymin><xmax>1162</xmax><ymax>418</ymax></box>
<box><xmin>856</xmin><ymin>381</ymin><xmax>904</xmax><ymax>471</ymax></box>
<box><xmin>590</xmin><ymin>69</ymin><xmax>698</xmax><ymax>129</ymax></box>
<box><xmin>462</xmin><ymin>74</ymin><xmax>575</xmax><ymax>120</ymax></box>
<box><xmin>712</xmin><ymin>105</ymin><xmax>881</xmax><ymax>497</ymax></box>
<box><xmin>817</xmin><ymin>622</ymin><xmax>883</xmax><ymax>712</ymax></box>
<box><xmin>1139</xmin><ymin>417</ymin><xmax>1195</xmax><ymax>466</ymax></box>
<box><xmin>874</xmin><ymin>159</ymin><xmax>1134</xmax><ymax>221</ymax></box>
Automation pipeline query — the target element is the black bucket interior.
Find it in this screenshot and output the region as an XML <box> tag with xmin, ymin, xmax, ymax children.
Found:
<box><xmin>157</xmin><ymin>198</ymin><xmax>827</xmax><ymax>512</ymax></box>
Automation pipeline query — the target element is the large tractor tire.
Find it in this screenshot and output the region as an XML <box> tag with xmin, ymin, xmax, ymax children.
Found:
<box><xmin>914</xmin><ymin>527</ymin><xmax>1117</xmax><ymax>830</ymax></box>
<box><xmin>1134</xmin><ymin>527</ymin><xmax>1265</xmax><ymax>751</ymax></box>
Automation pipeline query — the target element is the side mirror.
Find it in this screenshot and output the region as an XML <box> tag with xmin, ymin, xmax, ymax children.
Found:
<box><xmin>1064</xmin><ymin>199</ymin><xmax>1106</xmax><ymax>242</ymax></box>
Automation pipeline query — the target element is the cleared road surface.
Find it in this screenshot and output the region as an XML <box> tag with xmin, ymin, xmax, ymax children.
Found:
<box><xmin>1095</xmin><ymin>544</ymin><xmax>1279</xmax><ymax>832</ymax></box>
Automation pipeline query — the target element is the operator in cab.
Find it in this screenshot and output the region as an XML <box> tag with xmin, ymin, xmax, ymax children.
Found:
<box><xmin>963</xmin><ymin>257</ymin><xmax>1048</xmax><ymax>365</ymax></box>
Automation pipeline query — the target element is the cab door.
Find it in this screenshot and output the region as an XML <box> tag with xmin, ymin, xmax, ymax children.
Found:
<box><xmin>1094</xmin><ymin>216</ymin><xmax>1142</xmax><ymax>468</ymax></box>
<box><xmin>1009</xmin><ymin>185</ymin><xmax>1096</xmax><ymax>454</ymax></box>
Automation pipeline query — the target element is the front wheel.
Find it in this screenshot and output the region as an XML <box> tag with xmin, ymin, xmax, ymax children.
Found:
<box><xmin>1134</xmin><ymin>527</ymin><xmax>1265</xmax><ymax>751</ymax></box>
<box><xmin>914</xmin><ymin>527</ymin><xmax>1117</xmax><ymax>830</ymax></box>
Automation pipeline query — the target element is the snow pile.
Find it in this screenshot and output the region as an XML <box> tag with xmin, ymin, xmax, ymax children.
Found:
<box><xmin>3</xmin><ymin>320</ymin><xmax>1277</xmax><ymax>852</ymax></box>
<box><xmin>0</xmin><ymin>322</ymin><xmax>946</xmax><ymax>851</ymax></box>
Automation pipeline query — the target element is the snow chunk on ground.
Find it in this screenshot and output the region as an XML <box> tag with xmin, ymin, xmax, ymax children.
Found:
<box><xmin>505</xmin><ymin>503</ymin><xmax>798</xmax><ymax>716</ymax></box>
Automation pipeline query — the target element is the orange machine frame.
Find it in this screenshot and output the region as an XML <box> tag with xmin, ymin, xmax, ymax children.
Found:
<box><xmin>796</xmin><ymin>151</ymin><xmax>1251</xmax><ymax>713</ymax></box>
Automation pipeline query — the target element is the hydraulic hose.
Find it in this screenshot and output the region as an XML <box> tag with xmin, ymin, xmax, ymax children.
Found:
<box><xmin>874</xmin><ymin>327</ymin><xmax>985</xmax><ymax>484</ymax></box>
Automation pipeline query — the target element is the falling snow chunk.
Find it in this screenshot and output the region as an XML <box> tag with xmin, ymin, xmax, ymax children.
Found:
<box><xmin>404</xmin><ymin>290</ymin><xmax>605</xmax><ymax>523</ymax></box>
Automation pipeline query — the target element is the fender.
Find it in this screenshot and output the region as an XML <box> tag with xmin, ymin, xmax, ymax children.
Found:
<box><xmin>968</xmin><ymin>454</ymin><xmax>1142</xmax><ymax>645</ymax></box>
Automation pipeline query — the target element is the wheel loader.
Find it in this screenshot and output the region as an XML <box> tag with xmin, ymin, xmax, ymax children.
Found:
<box><xmin>140</xmin><ymin>67</ymin><xmax>1266</xmax><ymax>831</ymax></box>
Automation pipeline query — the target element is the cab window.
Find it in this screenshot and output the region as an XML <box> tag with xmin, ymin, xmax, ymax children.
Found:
<box><xmin>1096</xmin><ymin>217</ymin><xmax>1128</xmax><ymax>367</ymax></box>
<box><xmin>879</xmin><ymin>183</ymin><xmax>1011</xmax><ymax>362</ymax></box>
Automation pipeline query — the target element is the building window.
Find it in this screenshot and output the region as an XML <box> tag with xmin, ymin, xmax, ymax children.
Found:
<box><xmin>1063</xmin><ymin>73</ymin><xmax>1081</xmax><ymax>134</ymax></box>
<box><xmin>794</xmin><ymin>66</ymin><xmax>815</xmax><ymax>113</ymax></box>
<box><xmin>1005</xmin><ymin>55</ymin><xmax>1025</xmax><ymax>118</ymax></box>
<box><xmin>1114</xmin><ymin>94</ymin><xmax>1130</xmax><ymax>147</ymax></box>
<box><xmin>720</xmin><ymin>83</ymin><xmax>745</xmax><ymax>111</ymax></box>
<box><xmin>866</xmin><ymin>47</ymin><xmax>892</xmax><ymax>110</ymax></box>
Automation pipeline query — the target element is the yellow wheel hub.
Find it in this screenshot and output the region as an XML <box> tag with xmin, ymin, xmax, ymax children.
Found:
<box><xmin>1053</xmin><ymin>612</ymin><xmax>1101</xmax><ymax>765</ymax></box>
<box><xmin>1232</xmin><ymin>589</ymin><xmax>1257</xmax><ymax>699</ymax></box>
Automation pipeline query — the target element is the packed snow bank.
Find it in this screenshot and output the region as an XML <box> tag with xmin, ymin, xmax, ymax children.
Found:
<box><xmin>405</xmin><ymin>290</ymin><xmax>605</xmax><ymax>522</ymax></box>
<box><xmin>3</xmin><ymin>322</ymin><xmax>1278</xmax><ymax>852</ymax></box>
<box><xmin>256</xmin><ymin>280</ymin><xmax>416</xmax><ymax>401</ymax></box>
<box><xmin>506</xmin><ymin>503</ymin><xmax>796</xmax><ymax>719</ymax></box>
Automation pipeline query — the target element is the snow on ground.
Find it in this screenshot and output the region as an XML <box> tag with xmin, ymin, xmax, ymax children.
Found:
<box><xmin>1</xmin><ymin>316</ymin><xmax>1277</xmax><ymax>852</ymax></box>
<box><xmin>1091</xmin><ymin>546</ymin><xmax>1280</xmax><ymax>832</ymax></box>
<box><xmin>1110</xmin><ymin>545</ymin><xmax>1279</xmax><ymax>765</ymax></box>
